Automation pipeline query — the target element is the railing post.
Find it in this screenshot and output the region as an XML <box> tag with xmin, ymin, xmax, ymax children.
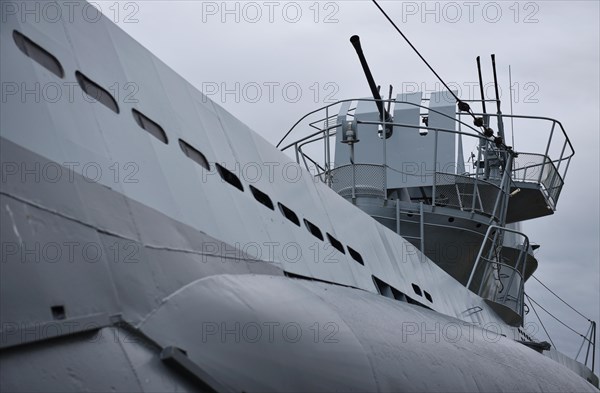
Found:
<box><xmin>554</xmin><ymin>139</ymin><xmax>568</xmax><ymax>175</ymax></box>
<box><xmin>536</xmin><ymin>157</ymin><xmax>545</xmax><ymax>185</ymax></box>
<box><xmin>299</xmin><ymin>147</ymin><xmax>310</xmax><ymax>173</ymax></box>
<box><xmin>563</xmin><ymin>156</ymin><xmax>572</xmax><ymax>183</ymax></box>
<box><xmin>543</xmin><ymin>122</ymin><xmax>555</xmax><ymax>161</ymax></box>
<box><xmin>539</xmin><ymin>122</ymin><xmax>555</xmax><ymax>184</ymax></box>
<box><xmin>490</xmin><ymin>181</ymin><xmax>504</xmax><ymax>224</ymax></box>
<box><xmin>351</xmin><ymin>145</ymin><xmax>356</xmax><ymax>202</ymax></box>
<box><xmin>519</xmin><ymin>240</ymin><xmax>528</xmax><ymax>321</ymax></box>
<box><xmin>585</xmin><ymin>321</ymin><xmax>596</xmax><ymax>371</ymax></box>
<box><xmin>432</xmin><ymin>130</ymin><xmax>439</xmax><ymax>207</ymax></box>
<box><xmin>471</xmin><ymin>141</ymin><xmax>484</xmax><ymax>212</ymax></box>
<box><xmin>383</xmin><ymin>116</ymin><xmax>388</xmax><ymax>200</ymax></box>
<box><xmin>479</xmin><ymin>226</ymin><xmax>502</xmax><ymax>296</ymax></box>
<box><xmin>467</xmin><ymin>225</ymin><xmax>495</xmax><ymax>289</ymax></box>
<box><xmin>489</xmin><ymin>152</ymin><xmax>512</xmax><ymax>225</ymax></box>
<box><xmin>325</xmin><ymin>107</ymin><xmax>331</xmax><ymax>186</ymax></box>
<box><xmin>592</xmin><ymin>321</ymin><xmax>596</xmax><ymax>373</ymax></box>
<box><xmin>499</xmin><ymin>153</ymin><xmax>514</xmax><ymax>226</ymax></box>
<box><xmin>294</xmin><ymin>143</ymin><xmax>299</xmax><ymax>164</ymax></box>
<box><xmin>419</xmin><ymin>201</ymin><xmax>425</xmax><ymax>262</ymax></box>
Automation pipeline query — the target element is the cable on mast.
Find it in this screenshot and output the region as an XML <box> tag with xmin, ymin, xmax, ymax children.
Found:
<box><xmin>370</xmin><ymin>0</ymin><xmax>483</xmax><ymax>132</ymax></box>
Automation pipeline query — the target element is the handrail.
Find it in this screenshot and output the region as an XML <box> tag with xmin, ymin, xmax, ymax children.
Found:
<box><xmin>466</xmin><ymin>225</ymin><xmax>529</xmax><ymax>324</ymax></box>
<box><xmin>282</xmin><ymin>97</ymin><xmax>573</xmax><ymax>215</ymax></box>
<box><xmin>467</xmin><ymin>225</ymin><xmax>530</xmax><ymax>289</ymax></box>
<box><xmin>293</xmin><ymin>119</ymin><xmax>503</xmax><ymax>170</ymax></box>
<box><xmin>278</xmin><ymin>97</ymin><xmax>485</xmax><ymax>150</ymax></box>
<box><xmin>330</xmin><ymin>119</ymin><xmax>513</xmax><ymax>220</ymax></box>
<box><xmin>281</xmin><ymin>97</ymin><xmax>590</xmax><ymax>370</ymax></box>
<box><xmin>280</xmin><ymin>98</ymin><xmax>573</xmax><ymax>160</ymax></box>
<box><xmin>281</xmin><ymin>99</ymin><xmax>571</xmax><ymax>181</ymax></box>
<box><xmin>464</xmin><ymin>112</ymin><xmax>574</xmax><ymax>158</ymax></box>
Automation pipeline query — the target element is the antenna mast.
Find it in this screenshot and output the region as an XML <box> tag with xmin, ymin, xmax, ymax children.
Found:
<box><xmin>491</xmin><ymin>54</ymin><xmax>505</xmax><ymax>142</ymax></box>
<box><xmin>509</xmin><ymin>65</ymin><xmax>516</xmax><ymax>148</ymax></box>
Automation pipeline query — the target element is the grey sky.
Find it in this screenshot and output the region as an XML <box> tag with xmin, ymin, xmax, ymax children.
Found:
<box><xmin>103</xmin><ymin>0</ymin><xmax>599</xmax><ymax>373</ymax></box>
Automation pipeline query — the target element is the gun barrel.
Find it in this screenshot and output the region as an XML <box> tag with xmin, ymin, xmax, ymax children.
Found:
<box><xmin>350</xmin><ymin>35</ymin><xmax>390</xmax><ymax>125</ymax></box>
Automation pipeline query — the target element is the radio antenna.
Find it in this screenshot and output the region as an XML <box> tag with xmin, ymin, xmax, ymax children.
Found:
<box><xmin>509</xmin><ymin>65</ymin><xmax>516</xmax><ymax>148</ymax></box>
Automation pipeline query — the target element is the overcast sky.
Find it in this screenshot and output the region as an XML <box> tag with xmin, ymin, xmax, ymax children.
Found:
<box><xmin>99</xmin><ymin>0</ymin><xmax>599</xmax><ymax>373</ymax></box>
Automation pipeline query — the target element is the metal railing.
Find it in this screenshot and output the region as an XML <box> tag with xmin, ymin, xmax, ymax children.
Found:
<box><xmin>279</xmin><ymin>97</ymin><xmax>594</xmax><ymax>371</ymax></box>
<box><xmin>278</xmin><ymin>98</ymin><xmax>574</xmax><ymax>219</ymax></box>
<box><xmin>512</xmin><ymin>153</ymin><xmax>564</xmax><ymax>208</ymax></box>
<box><xmin>459</xmin><ymin>112</ymin><xmax>573</xmax><ymax>208</ymax></box>
<box><xmin>467</xmin><ymin>225</ymin><xmax>530</xmax><ymax>321</ymax></box>
<box><xmin>578</xmin><ymin>321</ymin><xmax>597</xmax><ymax>374</ymax></box>
<box><xmin>433</xmin><ymin>172</ymin><xmax>504</xmax><ymax>220</ymax></box>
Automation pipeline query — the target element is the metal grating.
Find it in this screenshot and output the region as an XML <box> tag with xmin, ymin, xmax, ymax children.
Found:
<box><xmin>329</xmin><ymin>164</ymin><xmax>385</xmax><ymax>198</ymax></box>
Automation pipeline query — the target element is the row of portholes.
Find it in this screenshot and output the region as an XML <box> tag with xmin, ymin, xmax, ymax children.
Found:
<box><xmin>13</xmin><ymin>29</ymin><xmax>367</xmax><ymax>268</ymax></box>
<box><xmin>372</xmin><ymin>275</ymin><xmax>434</xmax><ymax>306</ymax></box>
<box><xmin>210</xmin><ymin>159</ymin><xmax>366</xmax><ymax>266</ymax></box>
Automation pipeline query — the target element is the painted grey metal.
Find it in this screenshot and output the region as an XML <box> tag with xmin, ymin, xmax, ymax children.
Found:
<box><xmin>138</xmin><ymin>274</ymin><xmax>599</xmax><ymax>392</ymax></box>
<box><xmin>0</xmin><ymin>0</ymin><xmax>597</xmax><ymax>391</ymax></box>
<box><xmin>388</xmin><ymin>92</ymin><xmax>422</xmax><ymax>188</ymax></box>
<box><xmin>279</xmin><ymin>105</ymin><xmax>595</xmax><ymax>386</ymax></box>
<box><xmin>287</xmin><ymin>102</ymin><xmax>573</xmax><ymax>223</ymax></box>
<box><xmin>1</xmin><ymin>326</ymin><xmax>201</xmax><ymax>392</ymax></box>
<box><xmin>428</xmin><ymin>91</ymin><xmax>459</xmax><ymax>176</ymax></box>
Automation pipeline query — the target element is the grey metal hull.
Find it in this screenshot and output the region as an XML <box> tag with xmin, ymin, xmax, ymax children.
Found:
<box><xmin>1</xmin><ymin>0</ymin><xmax>597</xmax><ymax>390</ymax></box>
<box><xmin>1</xmin><ymin>139</ymin><xmax>597</xmax><ymax>392</ymax></box>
